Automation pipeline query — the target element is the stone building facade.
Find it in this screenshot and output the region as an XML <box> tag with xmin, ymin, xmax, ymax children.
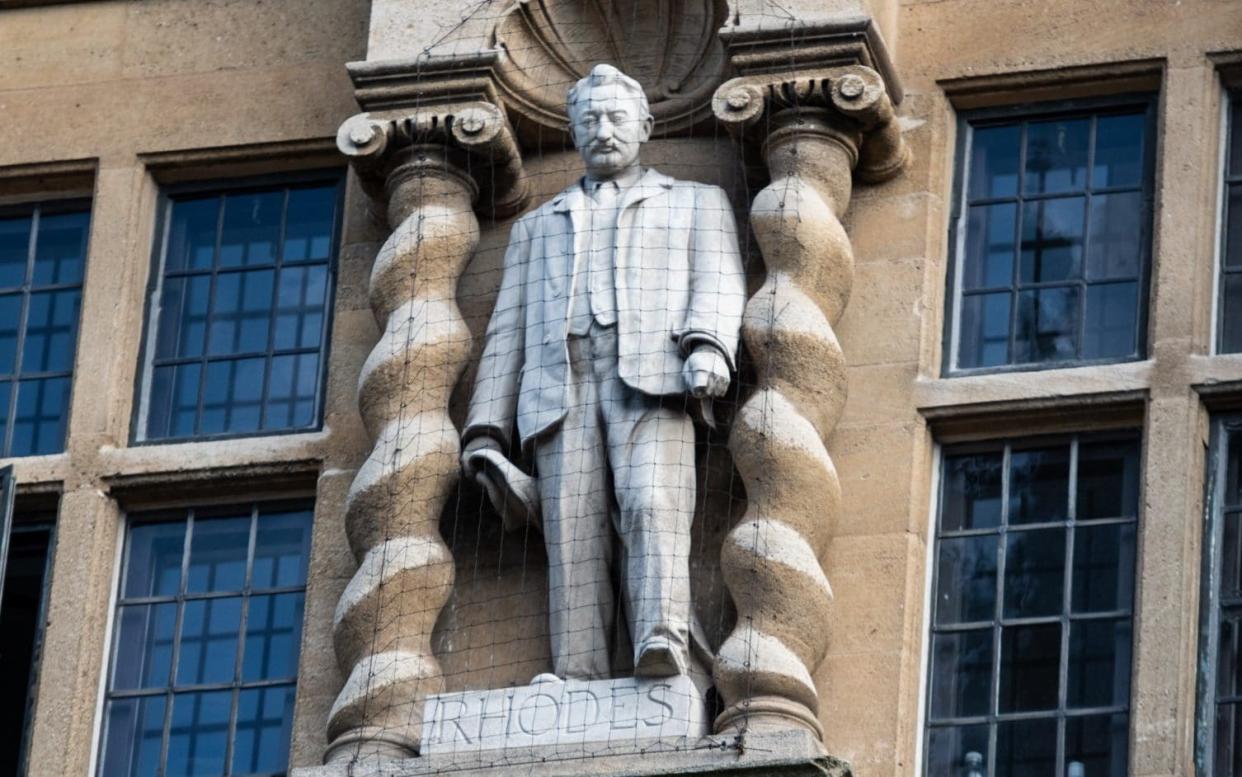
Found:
<box><xmin>1</xmin><ymin>1</ymin><xmax>1241</xmax><ymax>776</ymax></box>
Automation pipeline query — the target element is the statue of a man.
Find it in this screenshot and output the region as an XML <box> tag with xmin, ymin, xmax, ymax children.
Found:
<box><xmin>461</xmin><ymin>64</ymin><xmax>746</xmax><ymax>682</ymax></box>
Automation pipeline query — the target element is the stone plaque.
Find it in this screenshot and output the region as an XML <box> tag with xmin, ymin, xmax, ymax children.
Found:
<box><xmin>421</xmin><ymin>676</ymin><xmax>709</xmax><ymax>754</ymax></box>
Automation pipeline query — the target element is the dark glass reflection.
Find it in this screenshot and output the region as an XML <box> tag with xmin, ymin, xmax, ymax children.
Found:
<box><xmin>999</xmin><ymin>623</ymin><xmax>1061</xmax><ymax>712</ymax></box>
<box><xmin>926</xmin><ymin>724</ymin><xmax>989</xmax><ymax>777</ymax></box>
<box><xmin>0</xmin><ymin>526</ymin><xmax>53</xmax><ymax>776</ymax></box>
<box><xmin>942</xmin><ymin>453</ymin><xmax>1004</xmax><ymax>531</ymax></box>
<box><xmin>1014</xmin><ymin>286</ymin><xmax>1079</xmax><ymax>363</ymax></box>
<box><xmin>1072</xmin><ymin>523</ymin><xmax>1136</xmax><ymax>613</ymax></box>
<box><xmin>937</xmin><ymin>536</ymin><xmax>998</xmax><ymax>624</ymax></box>
<box><xmin>995</xmin><ymin>717</ymin><xmax>1057</xmax><ymax>777</ymax></box>
<box><xmin>1003</xmin><ymin>528</ymin><xmax>1066</xmax><ymax>618</ymax></box>
<box><xmin>1076</xmin><ymin>442</ymin><xmax>1139</xmax><ymax>520</ymax></box>
<box><xmin>931</xmin><ymin>630</ymin><xmax>993</xmax><ymax>719</ymax></box>
<box><xmin>1067</xmin><ymin>618</ymin><xmax>1132</xmax><ymax>709</ymax></box>
<box><xmin>1024</xmin><ymin>118</ymin><xmax>1090</xmax><ymax>194</ymax></box>
<box><xmin>1066</xmin><ymin>713</ymin><xmax>1129</xmax><ymax>777</ymax></box>
<box><xmin>1008</xmin><ymin>446</ymin><xmax>1070</xmax><ymax>524</ymax></box>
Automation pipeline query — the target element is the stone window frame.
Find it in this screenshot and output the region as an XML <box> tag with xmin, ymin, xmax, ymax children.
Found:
<box><xmin>130</xmin><ymin>169</ymin><xmax>345</xmax><ymax>445</ymax></box>
<box><xmin>1196</xmin><ymin>414</ymin><xmax>1242</xmax><ymax>775</ymax></box>
<box><xmin>95</xmin><ymin>498</ymin><xmax>314</xmax><ymax>777</ymax></box>
<box><xmin>942</xmin><ymin>94</ymin><xmax>1159</xmax><ymax>377</ymax></box>
<box><xmin>922</xmin><ymin>430</ymin><xmax>1142</xmax><ymax>777</ymax></box>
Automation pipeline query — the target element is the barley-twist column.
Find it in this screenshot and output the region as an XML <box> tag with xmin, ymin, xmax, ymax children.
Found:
<box><xmin>711</xmin><ymin>66</ymin><xmax>908</xmax><ymax>740</ymax></box>
<box><xmin>326</xmin><ymin>106</ymin><xmax>525</xmax><ymax>763</ymax></box>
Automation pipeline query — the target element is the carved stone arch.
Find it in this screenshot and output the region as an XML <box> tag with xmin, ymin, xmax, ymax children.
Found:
<box><xmin>490</xmin><ymin>0</ymin><xmax>730</xmax><ymax>143</ymax></box>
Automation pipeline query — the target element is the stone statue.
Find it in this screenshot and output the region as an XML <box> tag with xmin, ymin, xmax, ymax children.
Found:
<box><xmin>461</xmin><ymin>64</ymin><xmax>746</xmax><ymax>682</ymax></box>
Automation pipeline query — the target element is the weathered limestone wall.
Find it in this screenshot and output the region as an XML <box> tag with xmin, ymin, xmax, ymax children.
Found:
<box><xmin>0</xmin><ymin>1</ymin><xmax>371</xmax><ymax>774</ymax></box>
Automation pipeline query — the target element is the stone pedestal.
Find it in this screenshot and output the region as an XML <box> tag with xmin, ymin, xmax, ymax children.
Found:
<box><xmin>421</xmin><ymin>676</ymin><xmax>709</xmax><ymax>755</ymax></box>
<box><xmin>295</xmin><ymin>729</ymin><xmax>850</xmax><ymax>777</ymax></box>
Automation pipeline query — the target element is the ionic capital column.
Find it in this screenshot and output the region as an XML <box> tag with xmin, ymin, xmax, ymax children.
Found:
<box><xmin>325</xmin><ymin>100</ymin><xmax>525</xmax><ymax>763</ymax></box>
<box><xmin>710</xmin><ymin>62</ymin><xmax>908</xmax><ymax>741</ymax></box>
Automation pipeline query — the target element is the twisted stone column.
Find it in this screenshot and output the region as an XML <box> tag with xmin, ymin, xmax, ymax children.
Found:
<box><xmin>711</xmin><ymin>66</ymin><xmax>908</xmax><ymax>739</ymax></box>
<box><xmin>326</xmin><ymin>106</ymin><xmax>525</xmax><ymax>763</ymax></box>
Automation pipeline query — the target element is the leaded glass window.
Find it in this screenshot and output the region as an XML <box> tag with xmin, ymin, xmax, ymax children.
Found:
<box><xmin>98</xmin><ymin>503</ymin><xmax>313</xmax><ymax>777</ymax></box>
<box><xmin>925</xmin><ymin>435</ymin><xmax>1139</xmax><ymax>777</ymax></box>
<box><xmin>1200</xmin><ymin>418</ymin><xmax>1242</xmax><ymax>775</ymax></box>
<box><xmin>1218</xmin><ymin>94</ymin><xmax>1242</xmax><ymax>353</ymax></box>
<box><xmin>137</xmin><ymin>178</ymin><xmax>340</xmax><ymax>442</ymax></box>
<box><xmin>0</xmin><ymin>201</ymin><xmax>88</xmax><ymax>455</ymax></box>
<box><xmin>948</xmin><ymin>103</ymin><xmax>1154</xmax><ymax>373</ymax></box>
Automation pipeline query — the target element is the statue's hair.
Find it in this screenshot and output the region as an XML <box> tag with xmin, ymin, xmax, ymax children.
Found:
<box><xmin>566</xmin><ymin>64</ymin><xmax>651</xmax><ymax>119</ymax></box>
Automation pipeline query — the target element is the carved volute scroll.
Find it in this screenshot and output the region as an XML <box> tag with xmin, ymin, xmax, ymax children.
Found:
<box><xmin>326</xmin><ymin>100</ymin><xmax>526</xmax><ymax>763</ymax></box>
<box><xmin>710</xmin><ymin>59</ymin><xmax>908</xmax><ymax>740</ymax></box>
<box><xmin>491</xmin><ymin>0</ymin><xmax>728</xmax><ymax>138</ymax></box>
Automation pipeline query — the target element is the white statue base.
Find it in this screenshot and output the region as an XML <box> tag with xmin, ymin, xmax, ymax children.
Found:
<box><xmin>421</xmin><ymin>675</ymin><xmax>709</xmax><ymax>754</ymax></box>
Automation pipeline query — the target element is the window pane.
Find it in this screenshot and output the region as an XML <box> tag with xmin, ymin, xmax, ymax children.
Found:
<box><xmin>177</xmin><ymin>597</ymin><xmax>242</xmax><ymax>686</ymax></box>
<box><xmin>1227</xmin><ymin>184</ymin><xmax>1242</xmax><ymax>270</ymax></box>
<box><xmin>930</xmin><ymin>629</ymin><xmax>993</xmax><ymax>719</ymax></box>
<box><xmin>995</xmin><ymin>717</ymin><xmax>1057</xmax><ymax>777</ymax></box>
<box><xmin>0</xmin><ymin>294</ymin><xmax>23</xmax><ymax>376</ymax></box>
<box><xmin>941</xmin><ymin>453</ymin><xmax>1004</xmax><ymax>531</ymax></box>
<box><xmin>1231</xmin><ymin>99</ymin><xmax>1242</xmax><ymax>178</ymax></box>
<box><xmin>964</xmin><ymin>203</ymin><xmax>1016</xmax><ymax>289</ymax></box>
<box><xmin>1217</xmin><ymin>702</ymin><xmax>1242</xmax><ymax>777</ymax></box>
<box><xmin>926</xmin><ymin>725</ymin><xmax>989</xmax><ymax>777</ymax></box>
<box><xmin>1065</xmin><ymin>713</ymin><xmax>1128</xmax><ymax>777</ymax></box>
<box><xmin>10</xmin><ymin>376</ymin><xmax>70</xmax><ymax>456</ymax></box>
<box><xmin>1072</xmin><ymin>523</ymin><xmax>1136</xmax><ymax>613</ymax></box>
<box><xmin>1068</xmin><ymin>618</ymin><xmax>1132</xmax><ymax>708</ymax></box>
<box><xmin>147</xmin><ymin>363</ymin><xmax>201</xmax><ymax>439</ymax></box>
<box><xmin>186</xmin><ymin>514</ymin><xmax>251</xmax><ymax>593</ymax></box>
<box><xmin>166</xmin><ymin>690</ymin><xmax>231</xmax><ymax>777</ymax></box>
<box><xmin>1008</xmin><ymin>446</ymin><xmax>1070</xmax><ymax>524</ymax></box>
<box><xmin>1014</xmin><ymin>286</ymin><xmax>1079</xmax><ymax>363</ymax></box>
<box><xmin>1076</xmin><ymin>441</ymin><xmax>1140</xmax><ymax>520</ymax></box>
<box><xmin>1220</xmin><ymin>615</ymin><xmax>1239</xmax><ymax>698</ymax></box>
<box><xmin>958</xmin><ymin>292</ymin><xmax>1011</xmax><ymax>369</ymax></box>
<box><xmin>0</xmin><ymin>217</ymin><xmax>31</xmax><ymax>288</ymax></box>
<box><xmin>1224</xmin><ymin>513</ymin><xmax>1241</xmax><ymax>599</ymax></box>
<box><xmin>1020</xmin><ymin>197</ymin><xmax>1085</xmax><ymax>283</ymax></box>
<box><xmin>112</xmin><ymin>603</ymin><xmax>178</xmax><ymax>690</ymax></box>
<box><xmin>1222</xmin><ymin>271</ymin><xmax>1242</xmax><ymax>353</ymax></box>
<box><xmin>1003</xmin><ymin>528</ymin><xmax>1066</xmax><ymax>618</ymax></box>
<box><xmin>201</xmin><ymin>358</ymin><xmax>265</xmax><ymax>435</ymax></box>
<box><xmin>218</xmin><ymin>191</ymin><xmax>282</xmax><ymax>268</ymax></box>
<box><xmin>155</xmin><ymin>275</ymin><xmax>211</xmax><ymax>360</ymax></box>
<box><xmin>1024</xmin><ymin>117</ymin><xmax>1090</xmax><ymax>194</ymax></box>
<box><xmin>165</xmin><ymin>197</ymin><xmax>219</xmax><ymax>273</ymax></box>
<box><xmin>936</xmin><ymin>536</ymin><xmax>997</xmax><ymax>625</ymax></box>
<box><xmin>242</xmin><ymin>593</ymin><xmax>304</xmax><ymax>682</ymax></box>
<box><xmin>99</xmin><ymin>696</ymin><xmax>166</xmax><ymax>777</ymax></box>
<box><xmin>1086</xmin><ymin>191</ymin><xmax>1142</xmax><ymax>280</ymax></box>
<box><xmin>233</xmin><ymin>686</ymin><xmax>296</xmax><ymax>776</ymax></box>
<box><xmin>1093</xmin><ymin>113</ymin><xmax>1145</xmax><ymax>189</ymax></box>
<box><xmin>32</xmin><ymin>211</ymin><xmax>88</xmax><ymax>286</ymax></box>
<box><xmin>207</xmin><ymin>269</ymin><xmax>273</xmax><ymax>356</ymax></box>
<box><xmin>999</xmin><ymin>623</ymin><xmax>1061</xmax><ymax>712</ymax></box>
<box><xmin>123</xmin><ymin>522</ymin><xmax>185</xmax><ymax>599</ymax></box>
<box><xmin>252</xmin><ymin>508</ymin><xmax>312</xmax><ymax>589</ymax></box>
<box><xmin>273</xmin><ymin>264</ymin><xmax>328</xmax><ymax>350</ymax></box>
<box><xmin>284</xmin><ymin>186</ymin><xmax>336</xmax><ymax>262</ymax></box>
<box><xmin>23</xmin><ymin>289</ymin><xmax>81</xmax><ymax>373</ymax></box>
<box><xmin>1083</xmin><ymin>281</ymin><xmax>1138</xmax><ymax>360</ymax></box>
<box><xmin>263</xmin><ymin>352</ymin><xmax>318</xmax><ymax>430</ymax></box>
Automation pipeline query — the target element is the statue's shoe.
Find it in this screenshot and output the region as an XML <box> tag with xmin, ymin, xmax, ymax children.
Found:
<box><xmin>634</xmin><ymin>638</ymin><xmax>683</xmax><ymax>677</ymax></box>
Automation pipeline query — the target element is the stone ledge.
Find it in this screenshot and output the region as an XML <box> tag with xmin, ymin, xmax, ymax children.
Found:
<box><xmin>294</xmin><ymin>730</ymin><xmax>851</xmax><ymax>777</ymax></box>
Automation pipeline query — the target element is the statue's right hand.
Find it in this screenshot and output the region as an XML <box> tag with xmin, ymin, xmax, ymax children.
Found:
<box><xmin>461</xmin><ymin>436</ymin><xmax>504</xmax><ymax>479</ymax></box>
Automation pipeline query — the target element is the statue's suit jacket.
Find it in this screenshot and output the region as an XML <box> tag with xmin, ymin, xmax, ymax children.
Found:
<box><xmin>465</xmin><ymin>168</ymin><xmax>747</xmax><ymax>452</ymax></box>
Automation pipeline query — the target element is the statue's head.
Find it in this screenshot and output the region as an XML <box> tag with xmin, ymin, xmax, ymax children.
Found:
<box><xmin>566</xmin><ymin>64</ymin><xmax>653</xmax><ymax>180</ymax></box>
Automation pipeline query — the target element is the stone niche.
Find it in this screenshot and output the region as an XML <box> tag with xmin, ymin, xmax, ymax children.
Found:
<box><xmin>300</xmin><ymin>1</ymin><xmax>908</xmax><ymax>775</ymax></box>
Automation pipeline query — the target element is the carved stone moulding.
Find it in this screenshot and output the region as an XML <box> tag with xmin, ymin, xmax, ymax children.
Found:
<box><xmin>712</xmin><ymin>64</ymin><xmax>909</xmax><ymax>184</ymax></box>
<box><xmin>489</xmin><ymin>0</ymin><xmax>730</xmax><ymax>141</ymax></box>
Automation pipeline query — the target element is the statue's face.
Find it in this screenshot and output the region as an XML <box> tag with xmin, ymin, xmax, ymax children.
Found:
<box><xmin>568</xmin><ymin>82</ymin><xmax>652</xmax><ymax>179</ymax></box>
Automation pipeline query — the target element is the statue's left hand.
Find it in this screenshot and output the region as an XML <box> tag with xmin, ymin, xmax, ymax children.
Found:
<box><xmin>683</xmin><ymin>347</ymin><xmax>730</xmax><ymax>398</ymax></box>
